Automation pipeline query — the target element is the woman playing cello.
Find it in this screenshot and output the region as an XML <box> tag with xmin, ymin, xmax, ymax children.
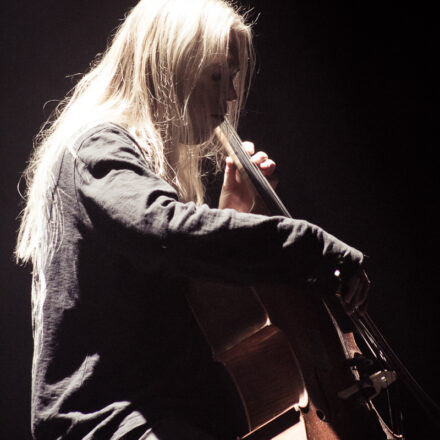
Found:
<box><xmin>16</xmin><ymin>1</ymin><xmax>369</xmax><ymax>438</ymax></box>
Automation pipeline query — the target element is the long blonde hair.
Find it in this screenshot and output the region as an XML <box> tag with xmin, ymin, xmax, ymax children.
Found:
<box><xmin>16</xmin><ymin>0</ymin><xmax>255</xmax><ymax>268</ymax></box>
<box><xmin>16</xmin><ymin>0</ymin><xmax>256</xmax><ymax>348</ymax></box>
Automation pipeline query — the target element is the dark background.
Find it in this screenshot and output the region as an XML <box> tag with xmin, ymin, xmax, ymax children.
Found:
<box><xmin>1</xmin><ymin>0</ymin><xmax>437</xmax><ymax>438</ymax></box>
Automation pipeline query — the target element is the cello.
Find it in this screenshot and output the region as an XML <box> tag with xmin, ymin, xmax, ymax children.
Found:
<box><xmin>187</xmin><ymin>118</ymin><xmax>440</xmax><ymax>439</ymax></box>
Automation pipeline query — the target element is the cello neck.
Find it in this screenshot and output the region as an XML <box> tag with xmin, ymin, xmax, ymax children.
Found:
<box><xmin>217</xmin><ymin>119</ymin><xmax>292</xmax><ymax>218</ymax></box>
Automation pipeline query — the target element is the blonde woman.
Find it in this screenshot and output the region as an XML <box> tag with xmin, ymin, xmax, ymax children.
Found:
<box><xmin>16</xmin><ymin>0</ymin><xmax>370</xmax><ymax>438</ymax></box>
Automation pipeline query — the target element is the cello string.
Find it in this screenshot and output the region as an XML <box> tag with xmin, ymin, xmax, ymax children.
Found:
<box><xmin>224</xmin><ymin>121</ymin><xmax>275</xmax><ymax>199</ymax></box>
<box><xmin>221</xmin><ymin>119</ymin><xmax>291</xmax><ymax>217</ymax></box>
<box><xmin>350</xmin><ymin>313</ymin><xmax>381</xmax><ymax>361</ymax></box>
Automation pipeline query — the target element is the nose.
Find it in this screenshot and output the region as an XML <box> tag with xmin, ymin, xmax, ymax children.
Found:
<box><xmin>226</xmin><ymin>77</ymin><xmax>238</xmax><ymax>102</ymax></box>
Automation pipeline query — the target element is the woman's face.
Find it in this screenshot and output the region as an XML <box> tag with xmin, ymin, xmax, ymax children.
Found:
<box><xmin>185</xmin><ymin>42</ymin><xmax>240</xmax><ymax>144</ymax></box>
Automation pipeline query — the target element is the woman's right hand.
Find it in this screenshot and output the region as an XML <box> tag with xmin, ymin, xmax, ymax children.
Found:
<box><xmin>337</xmin><ymin>267</ymin><xmax>371</xmax><ymax>316</ymax></box>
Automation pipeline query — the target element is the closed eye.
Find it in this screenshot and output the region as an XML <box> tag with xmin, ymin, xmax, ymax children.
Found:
<box><xmin>211</xmin><ymin>70</ymin><xmax>239</xmax><ymax>83</ymax></box>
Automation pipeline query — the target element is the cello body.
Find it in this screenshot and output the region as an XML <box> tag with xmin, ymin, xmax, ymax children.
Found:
<box><xmin>187</xmin><ymin>279</ymin><xmax>388</xmax><ymax>439</ymax></box>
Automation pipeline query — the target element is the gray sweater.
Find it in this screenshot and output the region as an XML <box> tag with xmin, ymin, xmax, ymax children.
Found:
<box><xmin>31</xmin><ymin>123</ymin><xmax>363</xmax><ymax>439</ymax></box>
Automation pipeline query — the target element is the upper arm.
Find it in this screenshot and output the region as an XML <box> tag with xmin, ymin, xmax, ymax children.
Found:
<box><xmin>74</xmin><ymin>126</ymin><xmax>179</xmax><ymax>259</ymax></box>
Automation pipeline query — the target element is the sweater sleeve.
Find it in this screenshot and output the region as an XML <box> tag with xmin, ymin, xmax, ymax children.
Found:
<box><xmin>73</xmin><ymin>125</ymin><xmax>363</xmax><ymax>284</ymax></box>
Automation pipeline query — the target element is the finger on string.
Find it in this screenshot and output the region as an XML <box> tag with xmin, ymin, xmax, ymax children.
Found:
<box><xmin>250</xmin><ymin>152</ymin><xmax>276</xmax><ymax>177</ymax></box>
<box><xmin>258</xmin><ymin>159</ymin><xmax>276</xmax><ymax>176</ymax></box>
<box><xmin>242</xmin><ymin>141</ymin><xmax>255</xmax><ymax>156</ymax></box>
<box><xmin>250</xmin><ymin>151</ymin><xmax>269</xmax><ymax>164</ymax></box>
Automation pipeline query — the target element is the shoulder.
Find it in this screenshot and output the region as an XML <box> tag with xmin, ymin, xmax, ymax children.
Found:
<box><xmin>74</xmin><ymin>123</ymin><xmax>148</xmax><ymax>170</ymax></box>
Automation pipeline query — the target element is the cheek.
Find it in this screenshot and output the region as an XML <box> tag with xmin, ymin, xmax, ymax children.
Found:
<box><xmin>191</xmin><ymin>90</ymin><xmax>217</xmax><ymax>116</ymax></box>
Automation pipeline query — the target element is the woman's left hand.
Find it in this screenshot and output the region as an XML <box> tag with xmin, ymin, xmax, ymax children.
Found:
<box><xmin>218</xmin><ymin>141</ymin><xmax>276</xmax><ymax>213</ymax></box>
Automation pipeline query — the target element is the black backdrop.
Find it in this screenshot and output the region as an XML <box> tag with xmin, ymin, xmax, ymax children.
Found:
<box><xmin>1</xmin><ymin>1</ymin><xmax>437</xmax><ymax>438</ymax></box>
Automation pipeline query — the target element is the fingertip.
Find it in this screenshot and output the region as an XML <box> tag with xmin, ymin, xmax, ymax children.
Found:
<box><xmin>242</xmin><ymin>141</ymin><xmax>255</xmax><ymax>155</ymax></box>
<box><xmin>262</xmin><ymin>159</ymin><xmax>276</xmax><ymax>170</ymax></box>
<box><xmin>250</xmin><ymin>152</ymin><xmax>269</xmax><ymax>166</ymax></box>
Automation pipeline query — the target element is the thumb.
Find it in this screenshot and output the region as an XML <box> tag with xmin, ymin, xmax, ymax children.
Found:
<box><xmin>223</xmin><ymin>156</ymin><xmax>238</xmax><ymax>188</ymax></box>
